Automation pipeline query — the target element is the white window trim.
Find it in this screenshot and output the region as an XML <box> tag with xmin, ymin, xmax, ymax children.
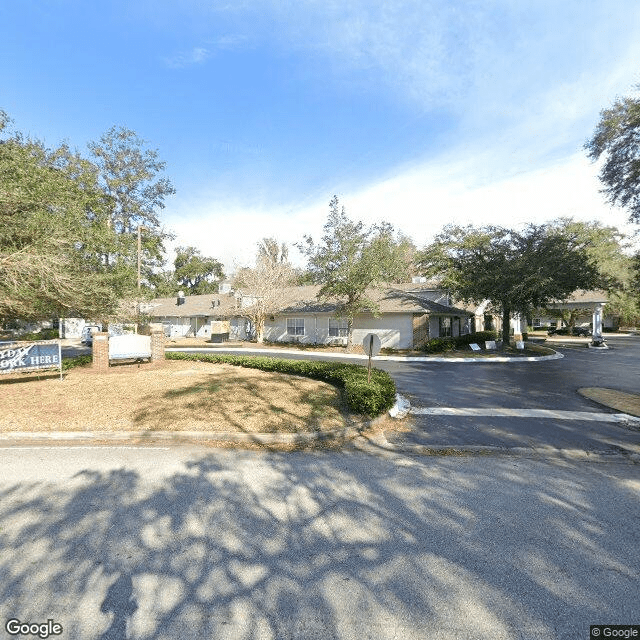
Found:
<box><xmin>328</xmin><ymin>318</ymin><xmax>348</xmax><ymax>337</ymax></box>
<box><xmin>287</xmin><ymin>317</ymin><xmax>305</xmax><ymax>336</ymax></box>
<box><xmin>439</xmin><ymin>316</ymin><xmax>452</xmax><ymax>338</ymax></box>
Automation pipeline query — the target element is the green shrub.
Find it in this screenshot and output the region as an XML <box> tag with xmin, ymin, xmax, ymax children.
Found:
<box><xmin>166</xmin><ymin>352</ymin><xmax>396</xmax><ymax>417</ymax></box>
<box><xmin>462</xmin><ymin>330</ymin><xmax>497</xmax><ymax>344</ymax></box>
<box><xmin>18</xmin><ymin>328</ymin><xmax>60</xmax><ymax>341</ymax></box>
<box><xmin>422</xmin><ymin>337</ymin><xmax>456</xmax><ymax>353</ymax></box>
<box><xmin>62</xmin><ymin>355</ymin><xmax>93</xmax><ymax>371</ymax></box>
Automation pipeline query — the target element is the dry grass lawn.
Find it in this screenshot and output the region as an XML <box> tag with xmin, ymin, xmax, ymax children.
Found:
<box><xmin>0</xmin><ymin>360</ymin><xmax>350</xmax><ymax>434</ymax></box>
<box><xmin>578</xmin><ymin>387</ymin><xmax>640</xmax><ymax>418</ymax></box>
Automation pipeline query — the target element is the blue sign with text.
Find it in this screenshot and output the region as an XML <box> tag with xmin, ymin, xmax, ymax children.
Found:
<box><xmin>0</xmin><ymin>341</ymin><xmax>62</xmax><ymax>374</ymax></box>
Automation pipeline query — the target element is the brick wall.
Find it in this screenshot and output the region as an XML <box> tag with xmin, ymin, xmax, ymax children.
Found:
<box><xmin>412</xmin><ymin>313</ymin><xmax>429</xmax><ymax>348</ymax></box>
<box><xmin>151</xmin><ymin>330</ymin><xmax>165</xmax><ymax>361</ymax></box>
<box><xmin>92</xmin><ymin>332</ymin><xmax>109</xmax><ymax>370</ymax></box>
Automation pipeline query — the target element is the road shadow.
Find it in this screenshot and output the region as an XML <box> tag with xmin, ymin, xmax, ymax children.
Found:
<box><xmin>0</xmin><ymin>451</ymin><xmax>638</xmax><ymax>638</ymax></box>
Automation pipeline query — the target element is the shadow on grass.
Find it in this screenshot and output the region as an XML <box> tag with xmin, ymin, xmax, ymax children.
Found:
<box><xmin>131</xmin><ymin>368</ymin><xmax>349</xmax><ymax>436</ymax></box>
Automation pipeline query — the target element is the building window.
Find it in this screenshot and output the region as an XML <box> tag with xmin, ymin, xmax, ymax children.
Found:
<box><xmin>532</xmin><ymin>318</ymin><xmax>542</xmax><ymax>328</ymax></box>
<box><xmin>439</xmin><ymin>317</ymin><xmax>452</xmax><ymax>337</ymax></box>
<box><xmin>287</xmin><ymin>318</ymin><xmax>305</xmax><ymax>336</ymax></box>
<box><xmin>328</xmin><ymin>318</ymin><xmax>348</xmax><ymax>337</ymax></box>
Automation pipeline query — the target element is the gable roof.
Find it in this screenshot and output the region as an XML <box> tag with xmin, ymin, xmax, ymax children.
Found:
<box><xmin>544</xmin><ymin>289</ymin><xmax>608</xmax><ymax>308</ymax></box>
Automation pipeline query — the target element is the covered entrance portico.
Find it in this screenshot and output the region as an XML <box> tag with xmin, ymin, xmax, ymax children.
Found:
<box><xmin>538</xmin><ymin>290</ymin><xmax>609</xmax><ymax>346</ymax></box>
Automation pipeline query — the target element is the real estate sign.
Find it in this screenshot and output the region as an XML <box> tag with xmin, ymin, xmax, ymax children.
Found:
<box><xmin>0</xmin><ymin>340</ymin><xmax>62</xmax><ymax>377</ymax></box>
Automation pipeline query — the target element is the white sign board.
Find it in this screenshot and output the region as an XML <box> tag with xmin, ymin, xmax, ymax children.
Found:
<box><xmin>485</xmin><ymin>340</ymin><xmax>497</xmax><ymax>350</ymax></box>
<box><xmin>516</xmin><ymin>341</ymin><xmax>525</xmax><ymax>350</ymax></box>
<box><xmin>469</xmin><ymin>343</ymin><xmax>481</xmax><ymax>351</ymax></box>
<box><xmin>362</xmin><ymin>333</ymin><xmax>381</xmax><ymax>357</ymax></box>
<box><xmin>109</xmin><ymin>334</ymin><xmax>151</xmax><ymax>360</ymax></box>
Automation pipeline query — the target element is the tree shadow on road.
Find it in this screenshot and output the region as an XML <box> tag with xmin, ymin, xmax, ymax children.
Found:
<box><xmin>0</xmin><ymin>451</ymin><xmax>638</xmax><ymax>638</ymax></box>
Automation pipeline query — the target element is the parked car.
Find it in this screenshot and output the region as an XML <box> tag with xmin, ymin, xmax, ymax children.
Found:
<box><xmin>547</xmin><ymin>326</ymin><xmax>590</xmax><ymax>336</ymax></box>
<box><xmin>80</xmin><ymin>324</ymin><xmax>102</xmax><ymax>345</ymax></box>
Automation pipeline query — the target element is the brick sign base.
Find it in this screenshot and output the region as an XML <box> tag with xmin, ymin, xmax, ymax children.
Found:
<box><xmin>92</xmin><ymin>331</ymin><xmax>165</xmax><ymax>370</ymax></box>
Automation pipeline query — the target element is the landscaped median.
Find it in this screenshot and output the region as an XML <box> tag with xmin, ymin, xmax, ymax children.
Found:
<box><xmin>165</xmin><ymin>351</ymin><xmax>397</xmax><ymax>417</ymax></box>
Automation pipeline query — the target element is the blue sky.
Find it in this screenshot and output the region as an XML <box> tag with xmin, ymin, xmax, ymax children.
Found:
<box><xmin>2</xmin><ymin>0</ymin><xmax>640</xmax><ymax>271</ymax></box>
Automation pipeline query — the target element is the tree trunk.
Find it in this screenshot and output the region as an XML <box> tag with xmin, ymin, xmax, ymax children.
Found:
<box><xmin>567</xmin><ymin>309</ymin><xmax>577</xmax><ymax>335</ymax></box>
<box><xmin>346</xmin><ymin>317</ymin><xmax>354</xmax><ymax>352</ymax></box>
<box><xmin>502</xmin><ymin>306</ymin><xmax>511</xmax><ymax>348</ymax></box>
<box><xmin>255</xmin><ymin>316</ymin><xmax>264</xmax><ymax>343</ymax></box>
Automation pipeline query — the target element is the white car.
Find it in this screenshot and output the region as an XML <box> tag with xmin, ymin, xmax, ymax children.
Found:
<box><xmin>81</xmin><ymin>325</ymin><xmax>102</xmax><ymax>345</ymax></box>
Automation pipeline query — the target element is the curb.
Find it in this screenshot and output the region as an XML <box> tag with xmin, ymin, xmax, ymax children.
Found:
<box><xmin>0</xmin><ymin>427</ymin><xmax>361</xmax><ymax>446</ymax></box>
<box><xmin>167</xmin><ymin>347</ymin><xmax>564</xmax><ymax>363</ymax></box>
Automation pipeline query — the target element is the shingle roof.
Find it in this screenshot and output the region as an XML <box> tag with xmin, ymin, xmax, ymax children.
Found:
<box><xmin>144</xmin><ymin>285</ymin><xmax>471</xmax><ymax>318</ymax></box>
<box><xmin>545</xmin><ymin>289</ymin><xmax>608</xmax><ymax>308</ymax></box>
<box><xmin>141</xmin><ymin>292</ymin><xmax>240</xmax><ymax>318</ymax></box>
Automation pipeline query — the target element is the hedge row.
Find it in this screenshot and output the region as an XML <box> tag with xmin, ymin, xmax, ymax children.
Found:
<box><xmin>166</xmin><ymin>351</ymin><xmax>396</xmax><ymax>417</ymax></box>
<box><xmin>421</xmin><ymin>331</ymin><xmax>498</xmax><ymax>353</ymax></box>
<box><xmin>62</xmin><ymin>355</ymin><xmax>93</xmax><ymax>371</ymax></box>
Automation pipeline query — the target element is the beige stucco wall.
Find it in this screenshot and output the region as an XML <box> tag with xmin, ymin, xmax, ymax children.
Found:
<box><xmin>264</xmin><ymin>312</ymin><xmax>414</xmax><ymax>348</ymax></box>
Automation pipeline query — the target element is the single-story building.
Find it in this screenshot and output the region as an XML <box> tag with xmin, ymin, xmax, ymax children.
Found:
<box><xmin>139</xmin><ymin>290</ymin><xmax>243</xmax><ymax>340</ymax></box>
<box><xmin>530</xmin><ymin>290</ymin><xmax>612</xmax><ymax>331</ymax></box>
<box><xmin>143</xmin><ymin>283</ymin><xmax>473</xmax><ymax>349</ymax></box>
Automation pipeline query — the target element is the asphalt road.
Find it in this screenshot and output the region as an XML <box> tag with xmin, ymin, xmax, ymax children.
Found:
<box><xmin>381</xmin><ymin>336</ymin><xmax>640</xmax><ymax>455</ymax></box>
<box><xmin>170</xmin><ymin>337</ymin><xmax>640</xmax><ymax>456</ymax></box>
<box><xmin>0</xmin><ymin>446</ymin><xmax>638</xmax><ymax>640</ymax></box>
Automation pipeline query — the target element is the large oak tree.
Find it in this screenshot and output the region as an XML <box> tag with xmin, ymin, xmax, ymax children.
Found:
<box><xmin>0</xmin><ymin>115</ymin><xmax>118</xmax><ymax>321</ymax></box>
<box><xmin>88</xmin><ymin>125</ymin><xmax>175</xmax><ymax>291</ymax></box>
<box><xmin>0</xmin><ymin>113</ymin><xmax>176</xmax><ymax>322</ymax></box>
<box><xmin>417</xmin><ymin>223</ymin><xmax>600</xmax><ymax>345</ymax></box>
<box><xmin>173</xmin><ymin>246</ymin><xmax>224</xmax><ymax>295</ymax></box>
<box><xmin>586</xmin><ymin>88</ymin><xmax>640</xmax><ymax>223</ymax></box>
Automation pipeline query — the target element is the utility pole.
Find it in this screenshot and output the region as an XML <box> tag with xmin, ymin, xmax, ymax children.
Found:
<box><xmin>137</xmin><ymin>225</ymin><xmax>147</xmax><ymax>290</ymax></box>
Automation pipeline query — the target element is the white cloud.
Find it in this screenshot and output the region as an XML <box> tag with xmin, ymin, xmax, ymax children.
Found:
<box><xmin>164</xmin><ymin>47</ymin><xmax>211</xmax><ymax>69</ymax></box>
<box><xmin>343</xmin><ymin>152</ymin><xmax>639</xmax><ymax>245</ymax></box>
<box><xmin>158</xmin><ymin>0</ymin><xmax>640</xmax><ymax>268</ymax></box>
<box><xmin>165</xmin><ymin>200</ymin><xmax>326</xmax><ymax>273</ymax></box>
<box><xmin>165</xmin><ymin>151</ymin><xmax>638</xmax><ymax>276</ymax></box>
<box><xmin>162</xmin><ymin>34</ymin><xmax>248</xmax><ymax>68</ymax></box>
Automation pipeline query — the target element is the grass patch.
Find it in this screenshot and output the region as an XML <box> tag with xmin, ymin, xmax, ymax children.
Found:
<box><xmin>0</xmin><ymin>360</ymin><xmax>352</xmax><ymax>436</ymax></box>
<box><xmin>62</xmin><ymin>354</ymin><xmax>93</xmax><ymax>371</ymax></box>
<box><xmin>579</xmin><ymin>387</ymin><xmax>640</xmax><ymax>418</ymax></box>
<box><xmin>166</xmin><ymin>351</ymin><xmax>396</xmax><ymax>417</ymax></box>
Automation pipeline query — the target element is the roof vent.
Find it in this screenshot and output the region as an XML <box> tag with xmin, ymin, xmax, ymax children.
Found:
<box><xmin>211</xmin><ymin>299</ymin><xmax>220</xmax><ymax>308</ymax></box>
<box><xmin>177</xmin><ymin>290</ymin><xmax>185</xmax><ymax>306</ymax></box>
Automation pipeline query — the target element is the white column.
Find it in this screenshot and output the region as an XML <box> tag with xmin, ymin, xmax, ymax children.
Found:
<box><xmin>512</xmin><ymin>313</ymin><xmax>524</xmax><ymax>340</ymax></box>
<box><xmin>592</xmin><ymin>305</ymin><xmax>603</xmax><ymax>339</ymax></box>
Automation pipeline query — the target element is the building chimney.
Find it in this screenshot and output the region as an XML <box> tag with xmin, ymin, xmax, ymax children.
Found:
<box><xmin>177</xmin><ymin>290</ymin><xmax>185</xmax><ymax>306</ymax></box>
